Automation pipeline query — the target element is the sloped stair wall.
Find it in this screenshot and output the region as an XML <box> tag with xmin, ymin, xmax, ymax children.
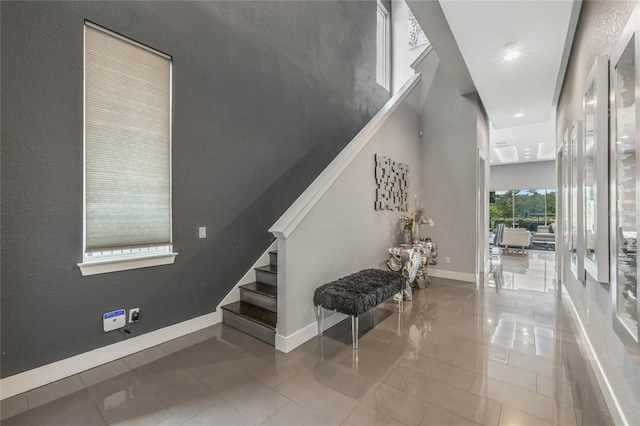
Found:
<box><xmin>270</xmin><ymin>73</ymin><xmax>425</xmax><ymax>352</ymax></box>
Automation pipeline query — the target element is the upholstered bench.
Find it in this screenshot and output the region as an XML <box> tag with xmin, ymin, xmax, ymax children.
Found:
<box><xmin>313</xmin><ymin>268</ymin><xmax>405</xmax><ymax>349</ymax></box>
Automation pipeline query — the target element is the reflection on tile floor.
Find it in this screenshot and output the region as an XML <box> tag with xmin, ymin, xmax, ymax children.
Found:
<box><xmin>2</xmin><ymin>250</ymin><xmax>614</xmax><ymax>425</ymax></box>
<box><xmin>488</xmin><ymin>248</ymin><xmax>557</xmax><ymax>293</ymax></box>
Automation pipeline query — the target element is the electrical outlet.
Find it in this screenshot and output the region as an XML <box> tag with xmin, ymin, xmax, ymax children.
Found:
<box><xmin>198</xmin><ymin>227</ymin><xmax>207</xmax><ymax>238</ymax></box>
<box><xmin>445</xmin><ymin>256</ymin><xmax>451</xmax><ymax>264</ymax></box>
<box><xmin>129</xmin><ymin>308</ymin><xmax>140</xmax><ymax>323</ymax></box>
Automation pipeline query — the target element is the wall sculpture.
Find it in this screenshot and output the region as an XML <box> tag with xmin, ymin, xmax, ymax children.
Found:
<box><xmin>375</xmin><ymin>154</ymin><xmax>409</xmax><ymax>211</ymax></box>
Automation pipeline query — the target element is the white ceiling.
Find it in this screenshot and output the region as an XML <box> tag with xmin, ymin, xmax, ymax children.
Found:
<box><xmin>436</xmin><ymin>0</ymin><xmax>580</xmax><ymax>165</ymax></box>
<box><xmin>491</xmin><ymin>120</ymin><xmax>556</xmax><ymax>164</ymax></box>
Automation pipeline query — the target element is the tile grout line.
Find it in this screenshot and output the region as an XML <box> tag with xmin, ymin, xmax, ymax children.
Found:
<box><xmin>2</xmin><ymin>269</ymin><xmax>615</xmax><ymax>426</ymax></box>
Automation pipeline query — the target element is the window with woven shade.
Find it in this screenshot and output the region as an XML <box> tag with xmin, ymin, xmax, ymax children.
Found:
<box><xmin>79</xmin><ymin>22</ymin><xmax>176</xmax><ymax>276</ymax></box>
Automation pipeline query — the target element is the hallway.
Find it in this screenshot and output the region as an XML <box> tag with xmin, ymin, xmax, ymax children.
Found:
<box><xmin>1</xmin><ymin>252</ymin><xmax>613</xmax><ymax>425</ymax></box>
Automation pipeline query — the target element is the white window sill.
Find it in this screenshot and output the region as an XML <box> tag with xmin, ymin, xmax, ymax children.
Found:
<box><xmin>78</xmin><ymin>253</ymin><xmax>178</xmax><ymax>276</ymax></box>
<box><xmin>376</xmin><ymin>82</ymin><xmax>390</xmax><ymax>92</ymax></box>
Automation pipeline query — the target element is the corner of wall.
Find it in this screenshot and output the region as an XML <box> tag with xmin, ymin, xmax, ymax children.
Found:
<box><xmin>417</xmin><ymin>50</ymin><xmax>481</xmax><ymax>278</ymax></box>
<box><xmin>216</xmin><ymin>241</ymin><xmax>277</xmax><ymax>322</ymax></box>
<box><xmin>273</xmin><ymin>78</ymin><xmax>423</xmax><ymax>348</ymax></box>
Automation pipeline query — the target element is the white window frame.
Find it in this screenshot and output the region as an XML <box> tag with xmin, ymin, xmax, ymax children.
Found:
<box><xmin>78</xmin><ymin>22</ymin><xmax>177</xmax><ymax>276</ymax></box>
<box><xmin>376</xmin><ymin>1</ymin><xmax>391</xmax><ymax>90</ymax></box>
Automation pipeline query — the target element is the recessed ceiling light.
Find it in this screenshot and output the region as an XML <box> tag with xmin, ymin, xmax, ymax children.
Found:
<box><xmin>538</xmin><ymin>142</ymin><xmax>555</xmax><ymax>160</ymax></box>
<box><xmin>586</xmin><ymin>100</ymin><xmax>596</xmax><ymax>106</ymax></box>
<box><xmin>495</xmin><ymin>146</ymin><xmax>519</xmax><ymax>163</ymax></box>
<box><xmin>503</xmin><ymin>43</ymin><xmax>521</xmax><ymax>61</ymax></box>
<box><xmin>622</xmin><ymin>135</ymin><xmax>629</xmax><ymax>139</ymax></box>
<box><xmin>524</xmin><ymin>148</ymin><xmax>531</xmax><ymax>151</ymax></box>
<box><xmin>514</xmin><ymin>112</ymin><xmax>525</xmax><ymax>118</ymax></box>
<box><xmin>504</xmin><ymin>50</ymin><xmax>521</xmax><ymax>61</ymax></box>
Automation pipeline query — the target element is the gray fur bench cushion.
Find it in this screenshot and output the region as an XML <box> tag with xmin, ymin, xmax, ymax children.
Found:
<box><xmin>313</xmin><ymin>269</ymin><xmax>404</xmax><ymax>317</ymax></box>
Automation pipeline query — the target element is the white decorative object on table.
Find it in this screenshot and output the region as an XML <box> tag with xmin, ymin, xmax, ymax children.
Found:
<box><xmin>388</xmin><ymin>245</ymin><xmax>421</xmax><ymax>301</ymax></box>
<box><xmin>389</xmin><ymin>196</ymin><xmax>438</xmax><ymax>296</ymax></box>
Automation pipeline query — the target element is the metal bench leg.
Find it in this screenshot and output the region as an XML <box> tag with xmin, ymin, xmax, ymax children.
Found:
<box><xmin>316</xmin><ymin>305</ymin><xmax>324</xmax><ymax>336</ymax></box>
<box><xmin>398</xmin><ymin>291</ymin><xmax>404</xmax><ymax>312</ymax></box>
<box><xmin>352</xmin><ymin>316</ymin><xmax>359</xmax><ymax>349</ymax></box>
<box><xmin>352</xmin><ymin>349</ymin><xmax>359</xmax><ymax>371</ymax></box>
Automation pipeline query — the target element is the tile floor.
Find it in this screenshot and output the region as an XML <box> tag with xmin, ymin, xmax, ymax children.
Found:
<box><xmin>1</xmin><ymin>250</ymin><xmax>614</xmax><ymax>425</ymax></box>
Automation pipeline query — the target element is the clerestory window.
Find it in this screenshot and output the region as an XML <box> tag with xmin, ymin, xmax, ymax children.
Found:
<box><xmin>376</xmin><ymin>1</ymin><xmax>391</xmax><ymax>90</ymax></box>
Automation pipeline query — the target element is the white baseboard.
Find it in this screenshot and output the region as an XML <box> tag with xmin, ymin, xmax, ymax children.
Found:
<box><xmin>275</xmin><ymin>311</ymin><xmax>347</xmax><ymax>353</ymax></box>
<box><xmin>429</xmin><ymin>268</ymin><xmax>476</xmax><ymax>283</ymax></box>
<box><xmin>562</xmin><ymin>288</ymin><xmax>628</xmax><ymax>426</ymax></box>
<box><xmin>0</xmin><ymin>312</ymin><xmax>219</xmax><ymax>400</ymax></box>
<box><xmin>1</xmin><ymin>242</ymin><xmax>279</xmax><ymax>401</ymax></box>
<box><xmin>215</xmin><ymin>241</ymin><xmax>277</xmax><ymax>322</ymax></box>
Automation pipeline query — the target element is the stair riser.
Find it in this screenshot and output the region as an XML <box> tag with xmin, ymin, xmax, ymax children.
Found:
<box><xmin>269</xmin><ymin>252</ymin><xmax>278</xmax><ymax>267</ymax></box>
<box><xmin>240</xmin><ymin>288</ymin><xmax>277</xmax><ymax>313</ymax></box>
<box><xmin>222</xmin><ymin>310</ymin><xmax>275</xmax><ymax>346</ymax></box>
<box><xmin>256</xmin><ymin>269</ymin><xmax>277</xmax><ymax>286</ymax></box>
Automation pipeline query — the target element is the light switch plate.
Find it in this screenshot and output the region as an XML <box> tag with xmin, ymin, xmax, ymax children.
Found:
<box><xmin>199</xmin><ymin>227</ymin><xmax>206</xmax><ymax>238</ymax></box>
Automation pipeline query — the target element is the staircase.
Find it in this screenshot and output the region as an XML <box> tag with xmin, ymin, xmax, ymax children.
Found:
<box><xmin>221</xmin><ymin>250</ymin><xmax>278</xmax><ymax>345</ymax></box>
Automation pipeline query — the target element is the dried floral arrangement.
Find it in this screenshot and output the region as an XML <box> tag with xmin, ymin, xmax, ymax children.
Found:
<box><xmin>401</xmin><ymin>196</ymin><xmax>434</xmax><ymax>244</ymax></box>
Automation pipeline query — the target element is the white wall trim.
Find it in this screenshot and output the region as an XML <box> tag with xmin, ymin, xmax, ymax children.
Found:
<box><xmin>269</xmin><ymin>73</ymin><xmax>422</xmax><ymax>239</ymax></box>
<box><xmin>275</xmin><ymin>312</ymin><xmax>347</xmax><ymax>353</ymax></box>
<box><xmin>2</xmin><ymin>242</ymin><xmax>279</xmax><ymax>400</ymax></box>
<box><xmin>0</xmin><ymin>312</ymin><xmax>219</xmax><ymax>400</ymax></box>
<box><xmin>428</xmin><ymin>268</ymin><xmax>476</xmax><ymax>283</ymax></box>
<box><xmin>410</xmin><ymin>44</ymin><xmax>433</xmax><ymax>70</ymax></box>
<box><xmin>78</xmin><ymin>252</ymin><xmax>178</xmax><ymax>276</ymax></box>
<box><xmin>562</xmin><ymin>288</ymin><xmax>629</xmax><ymax>426</ymax></box>
<box><xmin>215</xmin><ymin>241</ymin><xmax>277</xmax><ymax>322</ymax></box>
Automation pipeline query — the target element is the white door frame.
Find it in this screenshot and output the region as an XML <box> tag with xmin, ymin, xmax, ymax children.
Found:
<box><xmin>477</xmin><ymin>149</ymin><xmax>488</xmax><ymax>284</ymax></box>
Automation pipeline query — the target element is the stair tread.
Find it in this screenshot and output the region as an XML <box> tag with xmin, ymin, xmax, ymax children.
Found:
<box><xmin>240</xmin><ymin>282</ymin><xmax>277</xmax><ymax>298</ymax></box>
<box><xmin>269</xmin><ymin>250</ymin><xmax>277</xmax><ymax>255</ymax></box>
<box><xmin>221</xmin><ymin>301</ymin><xmax>276</xmax><ymax>330</ymax></box>
<box><xmin>255</xmin><ymin>264</ymin><xmax>277</xmax><ymax>274</ymax></box>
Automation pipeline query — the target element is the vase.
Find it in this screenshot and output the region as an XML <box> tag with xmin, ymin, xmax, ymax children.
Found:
<box><xmin>411</xmin><ymin>220</ymin><xmax>419</xmax><ymax>244</ymax></box>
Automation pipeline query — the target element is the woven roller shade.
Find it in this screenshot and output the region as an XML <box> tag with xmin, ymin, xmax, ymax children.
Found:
<box><xmin>85</xmin><ymin>24</ymin><xmax>171</xmax><ymax>250</ymax></box>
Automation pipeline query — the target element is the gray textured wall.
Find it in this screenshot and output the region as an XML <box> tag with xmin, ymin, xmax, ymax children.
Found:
<box><xmin>556</xmin><ymin>1</ymin><xmax>640</xmax><ymax>421</ymax></box>
<box><xmin>416</xmin><ymin>52</ymin><xmax>480</xmax><ymax>277</ymax></box>
<box><xmin>0</xmin><ymin>1</ymin><xmax>389</xmax><ymax>377</ymax></box>
<box><xmin>490</xmin><ymin>160</ymin><xmax>556</xmax><ymax>191</ymax></box>
<box><xmin>282</xmin><ymin>86</ymin><xmax>422</xmax><ymax>338</ymax></box>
